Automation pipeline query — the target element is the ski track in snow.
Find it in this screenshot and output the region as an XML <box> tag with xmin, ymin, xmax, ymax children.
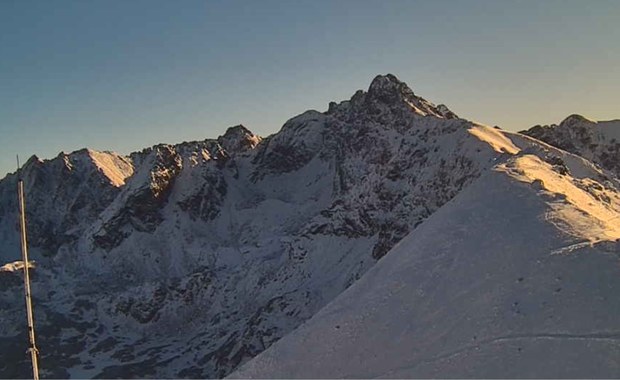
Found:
<box><xmin>372</xmin><ymin>331</ymin><xmax>620</xmax><ymax>379</ymax></box>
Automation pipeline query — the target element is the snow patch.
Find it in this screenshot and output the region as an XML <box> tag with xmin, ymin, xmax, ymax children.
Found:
<box><xmin>87</xmin><ymin>150</ymin><xmax>134</xmax><ymax>187</ymax></box>
<box><xmin>468</xmin><ymin>124</ymin><xmax>520</xmax><ymax>155</ymax></box>
<box><xmin>497</xmin><ymin>154</ymin><xmax>620</xmax><ymax>242</ymax></box>
<box><xmin>0</xmin><ymin>260</ymin><xmax>35</xmax><ymax>272</ymax></box>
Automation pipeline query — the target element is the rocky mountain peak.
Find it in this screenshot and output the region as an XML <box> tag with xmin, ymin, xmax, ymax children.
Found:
<box><xmin>521</xmin><ymin>114</ymin><xmax>620</xmax><ymax>179</ymax></box>
<box><xmin>326</xmin><ymin>74</ymin><xmax>458</xmax><ymax>121</ymax></box>
<box><xmin>436</xmin><ymin>104</ymin><xmax>458</xmax><ymax>119</ymax></box>
<box><xmin>365</xmin><ymin>74</ymin><xmax>457</xmax><ymax>119</ymax></box>
<box><xmin>523</xmin><ymin>114</ymin><xmax>595</xmax><ymax>137</ymax></box>
<box><xmin>560</xmin><ymin>114</ymin><xmax>595</xmax><ymax>127</ymax></box>
<box><xmin>217</xmin><ymin>124</ymin><xmax>262</xmax><ymax>153</ymax></box>
<box><xmin>24</xmin><ymin>154</ymin><xmax>42</xmax><ymax>168</ymax></box>
<box><xmin>367</xmin><ymin>74</ymin><xmax>415</xmax><ymax>104</ymax></box>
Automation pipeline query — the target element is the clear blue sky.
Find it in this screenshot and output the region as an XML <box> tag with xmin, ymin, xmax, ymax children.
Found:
<box><xmin>1</xmin><ymin>0</ymin><xmax>619</xmax><ymax>178</ymax></box>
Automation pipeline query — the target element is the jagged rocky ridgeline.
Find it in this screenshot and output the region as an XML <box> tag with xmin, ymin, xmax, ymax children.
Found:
<box><xmin>1</xmin><ymin>74</ymin><xmax>619</xmax><ymax>378</ymax></box>
<box><xmin>522</xmin><ymin>114</ymin><xmax>620</xmax><ymax>178</ymax></box>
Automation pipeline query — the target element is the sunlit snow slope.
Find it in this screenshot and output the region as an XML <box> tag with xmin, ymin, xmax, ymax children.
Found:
<box><xmin>232</xmin><ymin>128</ymin><xmax>620</xmax><ymax>378</ymax></box>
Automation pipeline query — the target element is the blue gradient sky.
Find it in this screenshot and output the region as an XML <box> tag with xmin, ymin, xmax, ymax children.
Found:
<box><xmin>1</xmin><ymin>0</ymin><xmax>619</xmax><ymax>177</ymax></box>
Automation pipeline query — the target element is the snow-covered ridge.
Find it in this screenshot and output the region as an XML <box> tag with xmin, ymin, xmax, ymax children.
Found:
<box><xmin>468</xmin><ymin>123</ymin><xmax>620</xmax><ymax>244</ymax></box>
<box><xmin>522</xmin><ymin>114</ymin><xmax>620</xmax><ymax>178</ymax></box>
<box><xmin>468</xmin><ymin>124</ymin><xmax>520</xmax><ymax>154</ymax></box>
<box><xmin>499</xmin><ymin>154</ymin><xmax>620</xmax><ymax>242</ymax></box>
<box><xmin>232</xmin><ymin>124</ymin><xmax>620</xmax><ymax>379</ymax></box>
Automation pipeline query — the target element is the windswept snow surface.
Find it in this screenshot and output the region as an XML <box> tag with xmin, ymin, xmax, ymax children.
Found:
<box><xmin>233</xmin><ymin>131</ymin><xmax>620</xmax><ymax>379</ymax></box>
<box><xmin>498</xmin><ymin>155</ymin><xmax>620</xmax><ymax>242</ymax></box>
<box><xmin>468</xmin><ymin>124</ymin><xmax>520</xmax><ymax>155</ymax></box>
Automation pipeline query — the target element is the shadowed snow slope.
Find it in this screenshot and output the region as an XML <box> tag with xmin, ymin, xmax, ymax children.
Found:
<box><xmin>232</xmin><ymin>135</ymin><xmax>620</xmax><ymax>378</ymax></box>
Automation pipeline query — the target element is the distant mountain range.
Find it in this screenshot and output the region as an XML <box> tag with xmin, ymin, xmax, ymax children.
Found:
<box><xmin>1</xmin><ymin>74</ymin><xmax>619</xmax><ymax>378</ymax></box>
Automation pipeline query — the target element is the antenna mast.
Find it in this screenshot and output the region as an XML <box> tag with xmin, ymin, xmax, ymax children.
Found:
<box><xmin>16</xmin><ymin>155</ymin><xmax>40</xmax><ymax>380</ymax></box>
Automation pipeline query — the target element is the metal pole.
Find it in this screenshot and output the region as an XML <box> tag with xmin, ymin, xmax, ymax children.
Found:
<box><xmin>17</xmin><ymin>156</ymin><xmax>40</xmax><ymax>380</ymax></box>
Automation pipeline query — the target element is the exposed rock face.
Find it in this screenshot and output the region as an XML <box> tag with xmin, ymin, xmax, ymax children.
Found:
<box><xmin>93</xmin><ymin>145</ymin><xmax>183</xmax><ymax>250</ymax></box>
<box><xmin>0</xmin><ymin>150</ymin><xmax>133</xmax><ymax>257</ymax></box>
<box><xmin>522</xmin><ymin>115</ymin><xmax>620</xmax><ymax>178</ymax></box>
<box><xmin>218</xmin><ymin>125</ymin><xmax>262</xmax><ymax>153</ymax></box>
<box><xmin>0</xmin><ymin>74</ymin><xmax>615</xmax><ymax>379</ymax></box>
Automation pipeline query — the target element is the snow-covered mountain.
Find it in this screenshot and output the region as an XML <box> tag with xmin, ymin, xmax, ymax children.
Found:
<box><xmin>232</xmin><ymin>130</ymin><xmax>620</xmax><ymax>378</ymax></box>
<box><xmin>1</xmin><ymin>74</ymin><xmax>619</xmax><ymax>378</ymax></box>
<box><xmin>523</xmin><ymin>115</ymin><xmax>620</xmax><ymax>178</ymax></box>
